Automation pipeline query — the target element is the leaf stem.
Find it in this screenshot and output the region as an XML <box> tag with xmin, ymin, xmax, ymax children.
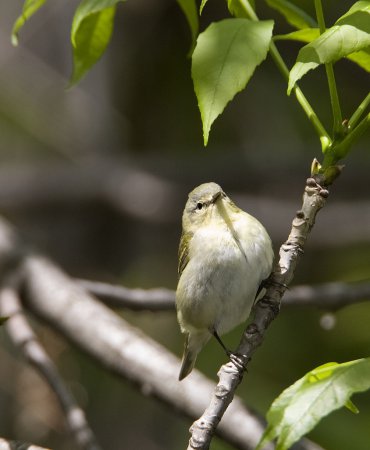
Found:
<box><xmin>349</xmin><ymin>92</ymin><xmax>370</xmax><ymax>129</ymax></box>
<box><xmin>314</xmin><ymin>0</ymin><xmax>325</xmax><ymax>34</ymax></box>
<box><xmin>322</xmin><ymin>113</ymin><xmax>370</xmax><ymax>168</ymax></box>
<box><xmin>270</xmin><ymin>43</ymin><xmax>331</xmax><ymax>147</ymax></box>
<box><xmin>240</xmin><ymin>0</ymin><xmax>331</xmax><ymax>148</ymax></box>
<box><xmin>314</xmin><ymin>0</ymin><xmax>343</xmax><ymax>137</ymax></box>
<box><xmin>338</xmin><ymin>113</ymin><xmax>370</xmax><ymax>157</ymax></box>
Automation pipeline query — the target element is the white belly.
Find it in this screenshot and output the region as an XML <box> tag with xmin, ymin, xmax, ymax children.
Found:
<box><xmin>176</xmin><ymin>213</ymin><xmax>273</xmax><ymax>335</ymax></box>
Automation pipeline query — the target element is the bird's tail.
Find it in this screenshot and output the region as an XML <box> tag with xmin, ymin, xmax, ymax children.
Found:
<box><xmin>179</xmin><ymin>331</ymin><xmax>210</xmax><ymax>381</ymax></box>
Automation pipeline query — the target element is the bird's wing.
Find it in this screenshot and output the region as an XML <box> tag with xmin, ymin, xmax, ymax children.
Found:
<box><xmin>178</xmin><ymin>231</ymin><xmax>192</xmax><ymax>277</ymax></box>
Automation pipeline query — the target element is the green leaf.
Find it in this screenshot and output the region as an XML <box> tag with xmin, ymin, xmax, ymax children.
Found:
<box><xmin>12</xmin><ymin>0</ymin><xmax>48</xmax><ymax>46</ymax></box>
<box><xmin>274</xmin><ymin>28</ymin><xmax>320</xmax><ymax>43</ymax></box>
<box><xmin>345</xmin><ymin>398</ymin><xmax>360</xmax><ymax>414</ymax></box>
<box><xmin>200</xmin><ymin>0</ymin><xmax>208</xmax><ymax>14</ymax></box>
<box><xmin>288</xmin><ymin>1</ymin><xmax>370</xmax><ymax>93</ymax></box>
<box><xmin>257</xmin><ymin>359</ymin><xmax>370</xmax><ymax>450</ymax></box>
<box><xmin>0</xmin><ymin>316</ymin><xmax>9</xmax><ymax>326</ymax></box>
<box><xmin>70</xmin><ymin>0</ymin><xmax>124</xmax><ymax>86</ymax></box>
<box><xmin>192</xmin><ymin>18</ymin><xmax>273</xmax><ymax>145</ymax></box>
<box><xmin>276</xmin><ymin>29</ymin><xmax>370</xmax><ymax>72</ymax></box>
<box><xmin>336</xmin><ymin>0</ymin><xmax>370</xmax><ymax>24</ymax></box>
<box><xmin>177</xmin><ymin>0</ymin><xmax>199</xmax><ymax>54</ymax></box>
<box><xmin>346</xmin><ymin>47</ymin><xmax>370</xmax><ymax>72</ymax></box>
<box><xmin>265</xmin><ymin>0</ymin><xmax>316</xmax><ymax>30</ymax></box>
<box><xmin>227</xmin><ymin>0</ymin><xmax>255</xmax><ymax>18</ymax></box>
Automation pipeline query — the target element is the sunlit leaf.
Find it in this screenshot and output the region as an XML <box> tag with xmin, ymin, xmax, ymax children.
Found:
<box><xmin>70</xmin><ymin>0</ymin><xmax>124</xmax><ymax>86</ymax></box>
<box><xmin>257</xmin><ymin>359</ymin><xmax>370</xmax><ymax>450</ymax></box>
<box><xmin>288</xmin><ymin>1</ymin><xmax>370</xmax><ymax>93</ymax></box>
<box><xmin>12</xmin><ymin>0</ymin><xmax>48</xmax><ymax>46</ymax></box>
<box><xmin>336</xmin><ymin>0</ymin><xmax>370</xmax><ymax>24</ymax></box>
<box><xmin>177</xmin><ymin>0</ymin><xmax>199</xmax><ymax>54</ymax></box>
<box><xmin>192</xmin><ymin>18</ymin><xmax>273</xmax><ymax>145</ymax></box>
<box><xmin>274</xmin><ymin>28</ymin><xmax>320</xmax><ymax>43</ymax></box>
<box><xmin>265</xmin><ymin>0</ymin><xmax>316</xmax><ymax>30</ymax></box>
<box><xmin>276</xmin><ymin>29</ymin><xmax>370</xmax><ymax>72</ymax></box>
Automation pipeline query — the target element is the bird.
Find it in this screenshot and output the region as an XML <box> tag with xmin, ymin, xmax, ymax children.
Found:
<box><xmin>176</xmin><ymin>182</ymin><xmax>274</xmax><ymax>380</ymax></box>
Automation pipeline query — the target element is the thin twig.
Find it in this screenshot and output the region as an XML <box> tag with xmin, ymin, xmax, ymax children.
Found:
<box><xmin>241</xmin><ymin>0</ymin><xmax>331</xmax><ymax>146</ymax></box>
<box><xmin>78</xmin><ymin>278</ymin><xmax>370</xmax><ymax>312</ymax></box>
<box><xmin>187</xmin><ymin>177</ymin><xmax>330</xmax><ymax>449</ymax></box>
<box><xmin>282</xmin><ymin>281</ymin><xmax>370</xmax><ymax>309</ymax></box>
<box><xmin>0</xmin><ymin>278</ymin><xmax>101</xmax><ymax>450</ymax></box>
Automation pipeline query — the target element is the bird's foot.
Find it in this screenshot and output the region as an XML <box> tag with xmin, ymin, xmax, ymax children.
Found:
<box><xmin>226</xmin><ymin>350</ymin><xmax>248</xmax><ymax>373</ymax></box>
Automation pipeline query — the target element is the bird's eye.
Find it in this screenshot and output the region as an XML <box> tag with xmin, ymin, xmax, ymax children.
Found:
<box><xmin>196</xmin><ymin>202</ymin><xmax>203</xmax><ymax>210</ymax></box>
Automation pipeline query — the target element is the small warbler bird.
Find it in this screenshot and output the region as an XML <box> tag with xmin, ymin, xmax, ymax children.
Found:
<box><xmin>176</xmin><ymin>182</ymin><xmax>273</xmax><ymax>380</ymax></box>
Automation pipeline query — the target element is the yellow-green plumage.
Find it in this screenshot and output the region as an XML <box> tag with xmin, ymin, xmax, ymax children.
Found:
<box><xmin>176</xmin><ymin>182</ymin><xmax>273</xmax><ymax>380</ymax></box>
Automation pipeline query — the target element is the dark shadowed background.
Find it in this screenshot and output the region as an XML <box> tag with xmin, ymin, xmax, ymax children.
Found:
<box><xmin>0</xmin><ymin>1</ymin><xmax>369</xmax><ymax>449</ymax></box>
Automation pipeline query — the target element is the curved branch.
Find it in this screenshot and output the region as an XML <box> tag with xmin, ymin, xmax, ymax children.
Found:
<box><xmin>188</xmin><ymin>177</ymin><xmax>330</xmax><ymax>449</ymax></box>
<box><xmin>78</xmin><ymin>278</ymin><xmax>370</xmax><ymax>312</ymax></box>
<box><xmin>0</xmin><ymin>279</ymin><xmax>101</xmax><ymax>450</ymax></box>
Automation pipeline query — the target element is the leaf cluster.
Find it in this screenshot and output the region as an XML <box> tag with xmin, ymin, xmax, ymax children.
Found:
<box><xmin>11</xmin><ymin>1</ymin><xmax>370</xmax><ymax>167</ymax></box>
<box><xmin>180</xmin><ymin>0</ymin><xmax>369</xmax><ymax>177</ymax></box>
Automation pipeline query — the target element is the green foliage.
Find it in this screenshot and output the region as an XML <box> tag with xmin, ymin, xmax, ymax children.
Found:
<box><xmin>179</xmin><ymin>0</ymin><xmax>369</xmax><ymax>149</ymax></box>
<box><xmin>264</xmin><ymin>0</ymin><xmax>317</xmax><ymax>30</ymax></box>
<box><xmin>191</xmin><ymin>18</ymin><xmax>273</xmax><ymax>145</ymax></box>
<box><xmin>288</xmin><ymin>1</ymin><xmax>370</xmax><ymax>93</ymax></box>
<box><xmin>275</xmin><ymin>28</ymin><xmax>370</xmax><ymax>73</ymax></box>
<box><xmin>347</xmin><ymin>49</ymin><xmax>370</xmax><ymax>72</ymax></box>
<box><xmin>70</xmin><ymin>0</ymin><xmax>124</xmax><ymax>86</ymax></box>
<box><xmin>200</xmin><ymin>0</ymin><xmax>209</xmax><ymax>14</ymax></box>
<box><xmin>12</xmin><ymin>0</ymin><xmax>48</xmax><ymax>46</ymax></box>
<box><xmin>227</xmin><ymin>0</ymin><xmax>255</xmax><ymax>18</ymax></box>
<box><xmin>274</xmin><ymin>28</ymin><xmax>320</xmax><ymax>42</ymax></box>
<box><xmin>257</xmin><ymin>359</ymin><xmax>370</xmax><ymax>450</ymax></box>
<box><xmin>177</xmin><ymin>0</ymin><xmax>199</xmax><ymax>53</ymax></box>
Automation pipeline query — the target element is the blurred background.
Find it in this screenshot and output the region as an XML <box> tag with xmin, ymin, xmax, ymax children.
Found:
<box><xmin>0</xmin><ymin>0</ymin><xmax>369</xmax><ymax>449</ymax></box>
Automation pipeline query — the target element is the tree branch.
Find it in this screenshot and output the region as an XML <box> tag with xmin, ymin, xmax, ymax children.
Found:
<box><xmin>77</xmin><ymin>278</ymin><xmax>370</xmax><ymax>312</ymax></box>
<box><xmin>0</xmin><ymin>437</ymin><xmax>49</xmax><ymax>450</ymax></box>
<box><xmin>187</xmin><ymin>177</ymin><xmax>330</xmax><ymax>449</ymax></box>
<box><xmin>0</xmin><ymin>278</ymin><xmax>101</xmax><ymax>450</ymax></box>
<box><xmin>20</xmin><ymin>255</ymin><xmax>266</xmax><ymax>450</ymax></box>
<box><xmin>282</xmin><ymin>281</ymin><xmax>370</xmax><ymax>309</ymax></box>
<box><xmin>77</xmin><ymin>279</ymin><xmax>176</xmax><ymax>311</ymax></box>
<box><xmin>0</xmin><ymin>216</ymin><xmax>321</xmax><ymax>450</ymax></box>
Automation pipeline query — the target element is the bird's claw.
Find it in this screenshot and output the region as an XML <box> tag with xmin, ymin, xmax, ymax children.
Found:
<box><xmin>227</xmin><ymin>351</ymin><xmax>248</xmax><ymax>372</ymax></box>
